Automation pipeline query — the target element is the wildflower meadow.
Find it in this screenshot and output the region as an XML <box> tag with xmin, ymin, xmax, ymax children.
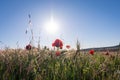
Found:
<box><xmin>0</xmin><ymin>39</ymin><xmax>120</xmax><ymax>80</ymax></box>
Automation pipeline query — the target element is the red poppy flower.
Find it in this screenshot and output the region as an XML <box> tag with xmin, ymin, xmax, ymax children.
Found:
<box><xmin>56</xmin><ymin>51</ymin><xmax>61</xmax><ymax>56</ymax></box>
<box><xmin>89</xmin><ymin>49</ymin><xmax>94</xmax><ymax>55</ymax></box>
<box><xmin>66</xmin><ymin>45</ymin><xmax>70</xmax><ymax>49</ymax></box>
<box><xmin>52</xmin><ymin>43</ymin><xmax>55</xmax><ymax>47</ymax></box>
<box><xmin>26</xmin><ymin>44</ymin><xmax>32</xmax><ymax>50</ymax></box>
<box><xmin>52</xmin><ymin>39</ymin><xmax>63</xmax><ymax>48</ymax></box>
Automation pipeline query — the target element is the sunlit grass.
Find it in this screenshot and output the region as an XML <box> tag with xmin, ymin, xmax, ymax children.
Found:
<box><xmin>0</xmin><ymin>48</ymin><xmax>120</xmax><ymax>80</ymax></box>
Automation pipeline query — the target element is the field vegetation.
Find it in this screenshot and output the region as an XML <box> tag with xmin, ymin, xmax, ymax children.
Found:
<box><xmin>0</xmin><ymin>46</ymin><xmax>120</xmax><ymax>80</ymax></box>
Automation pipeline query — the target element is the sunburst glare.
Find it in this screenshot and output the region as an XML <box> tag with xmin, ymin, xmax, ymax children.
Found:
<box><xmin>44</xmin><ymin>16</ymin><xmax>59</xmax><ymax>34</ymax></box>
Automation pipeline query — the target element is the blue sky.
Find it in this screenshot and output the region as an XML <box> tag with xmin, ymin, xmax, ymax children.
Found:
<box><xmin>0</xmin><ymin>0</ymin><xmax>120</xmax><ymax>49</ymax></box>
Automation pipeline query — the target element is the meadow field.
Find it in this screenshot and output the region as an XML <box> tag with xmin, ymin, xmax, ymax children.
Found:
<box><xmin>0</xmin><ymin>47</ymin><xmax>120</xmax><ymax>80</ymax></box>
<box><xmin>1</xmin><ymin>0</ymin><xmax>120</xmax><ymax>80</ymax></box>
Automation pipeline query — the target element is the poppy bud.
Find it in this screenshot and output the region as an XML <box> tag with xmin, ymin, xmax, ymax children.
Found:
<box><xmin>105</xmin><ymin>52</ymin><xmax>109</xmax><ymax>55</ymax></box>
<box><xmin>60</xmin><ymin>46</ymin><xmax>62</xmax><ymax>49</ymax></box>
<box><xmin>26</xmin><ymin>44</ymin><xmax>31</xmax><ymax>50</ymax></box>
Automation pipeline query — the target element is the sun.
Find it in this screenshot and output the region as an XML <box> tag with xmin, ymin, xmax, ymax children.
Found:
<box><xmin>45</xmin><ymin>16</ymin><xmax>59</xmax><ymax>34</ymax></box>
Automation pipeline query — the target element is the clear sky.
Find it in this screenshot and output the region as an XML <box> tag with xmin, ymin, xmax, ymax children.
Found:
<box><xmin>0</xmin><ymin>0</ymin><xmax>120</xmax><ymax>49</ymax></box>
